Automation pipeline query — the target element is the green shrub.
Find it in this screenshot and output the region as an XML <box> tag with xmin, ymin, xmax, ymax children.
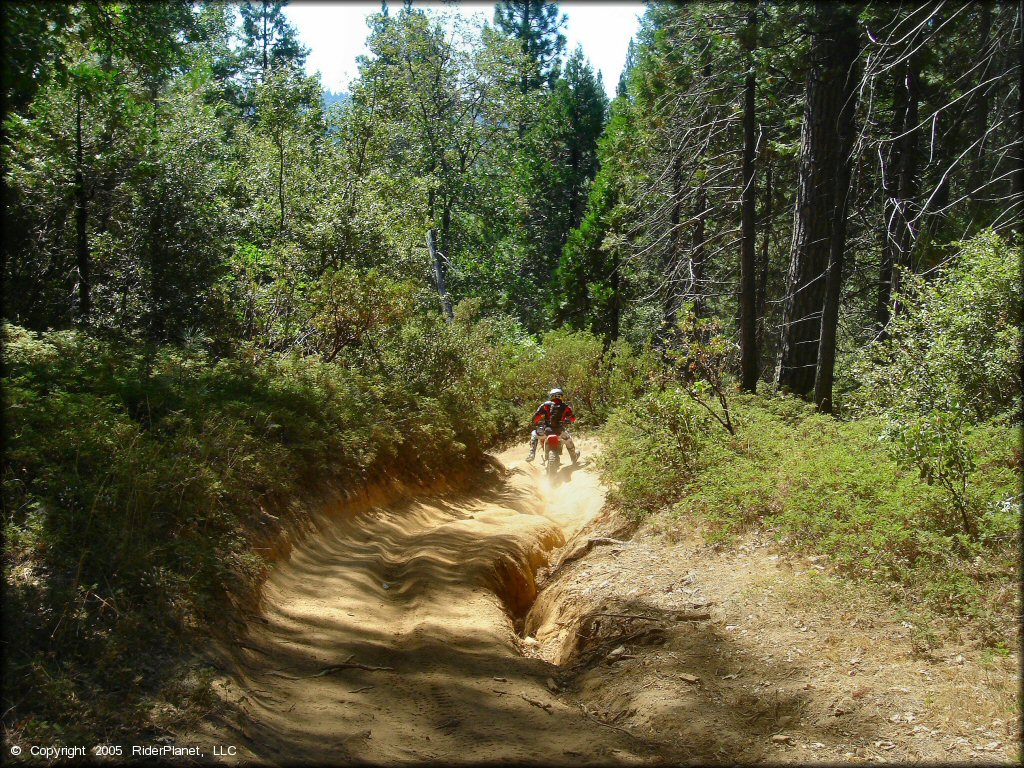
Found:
<box><xmin>848</xmin><ymin>230</ymin><xmax>1021</xmax><ymax>420</ymax></box>
<box><xmin>600</xmin><ymin>390</ymin><xmax>1019</xmax><ymax>624</ymax></box>
<box><xmin>600</xmin><ymin>387</ymin><xmax>726</xmax><ymax>515</ymax></box>
<box><xmin>503</xmin><ymin>328</ymin><xmax>658</xmax><ymax>427</ymax></box>
<box><xmin>2</xmin><ymin>313</ymin><xmax>525</xmax><ymax>742</ymax></box>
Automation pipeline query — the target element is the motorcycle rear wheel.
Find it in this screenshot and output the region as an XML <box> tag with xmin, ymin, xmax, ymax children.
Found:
<box><xmin>546</xmin><ymin>450</ymin><xmax>560</xmax><ymax>478</ymax></box>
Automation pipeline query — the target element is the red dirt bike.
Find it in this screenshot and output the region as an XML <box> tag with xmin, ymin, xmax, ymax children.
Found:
<box><xmin>538</xmin><ymin>426</ymin><xmax>565</xmax><ymax>479</ymax></box>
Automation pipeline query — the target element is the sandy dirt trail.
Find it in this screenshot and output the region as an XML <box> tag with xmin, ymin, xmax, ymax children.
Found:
<box><xmin>196</xmin><ymin>440</ymin><xmax>673</xmax><ymax>765</ymax></box>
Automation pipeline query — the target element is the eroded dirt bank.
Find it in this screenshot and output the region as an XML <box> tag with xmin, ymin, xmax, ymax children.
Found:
<box><xmin>525</xmin><ymin>509</ymin><xmax>1020</xmax><ymax>765</ymax></box>
<box><xmin>185</xmin><ymin>440</ymin><xmax>1018</xmax><ymax>766</ymax></box>
<box><xmin>186</xmin><ymin>440</ymin><xmax>687</xmax><ymax>765</ymax></box>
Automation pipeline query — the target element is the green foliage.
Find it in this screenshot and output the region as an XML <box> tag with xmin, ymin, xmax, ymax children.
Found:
<box><xmin>600</xmin><ymin>390</ymin><xmax>1019</xmax><ymax>626</ymax></box>
<box><xmin>846</xmin><ymin>232</ymin><xmax>1022</xmax><ymax>540</ymax></box>
<box><xmin>309</xmin><ymin>266</ymin><xmax>416</xmax><ymax>362</ymax></box>
<box><xmin>507</xmin><ymin>47</ymin><xmax>607</xmax><ymax>329</ymax></box>
<box><xmin>658</xmin><ymin>313</ymin><xmax>738</xmax><ymax>434</ymax></box>
<box><xmin>849</xmin><ymin>231</ymin><xmax>1022</xmax><ymax>420</ymax></box>
<box><xmin>884</xmin><ymin>408</ymin><xmax>979</xmax><ymax>538</ymax></box>
<box><xmin>1</xmin><ymin>314</ymin><xmax>520</xmax><ymax>741</ymax></box>
<box><xmin>493</xmin><ymin>0</ymin><xmax>567</xmax><ymax>91</ymax></box>
<box><xmin>238</xmin><ymin>0</ymin><xmax>308</xmax><ymax>81</ymax></box>
<box><xmin>502</xmin><ymin>329</ymin><xmax>657</xmax><ymax>426</ymax></box>
<box><xmin>600</xmin><ymin>388</ymin><xmax>720</xmax><ymax>515</ymax></box>
<box><xmin>4</xmin><ymin>0</ymin><xmax>1019</xmax><ymax>748</ymax></box>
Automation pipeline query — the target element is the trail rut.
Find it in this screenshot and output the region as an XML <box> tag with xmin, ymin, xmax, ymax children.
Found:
<box><xmin>191</xmin><ymin>441</ymin><xmax>677</xmax><ymax>765</ymax></box>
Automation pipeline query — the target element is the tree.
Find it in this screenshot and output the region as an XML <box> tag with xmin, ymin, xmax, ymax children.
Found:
<box><xmin>775</xmin><ymin>2</ymin><xmax>860</xmax><ymax>398</ymax></box>
<box><xmin>738</xmin><ymin>2</ymin><xmax>759</xmax><ymax>392</ymax></box>
<box><xmin>3</xmin><ymin>2</ymin><xmax>211</xmax><ymax>334</ymax></box>
<box><xmin>347</xmin><ymin>7</ymin><xmax>525</xmax><ymax>312</ymax></box>
<box><xmin>236</xmin><ymin>0</ymin><xmax>308</xmax><ymax>110</ymax></box>
<box><xmin>556</xmin><ymin>97</ymin><xmax>630</xmax><ymax>340</ymax></box>
<box><xmin>1014</xmin><ymin>0</ymin><xmax>1024</xmax><ymax>236</ymax></box>
<box><xmin>513</xmin><ymin>46</ymin><xmax>607</xmax><ymax>328</ymax></box>
<box><xmin>250</xmin><ymin>66</ymin><xmax>323</xmax><ymax>235</ymax></box>
<box><xmin>493</xmin><ymin>0</ymin><xmax>567</xmax><ymax>94</ymax></box>
<box><xmin>813</xmin><ymin>9</ymin><xmax>861</xmax><ymax>412</ymax></box>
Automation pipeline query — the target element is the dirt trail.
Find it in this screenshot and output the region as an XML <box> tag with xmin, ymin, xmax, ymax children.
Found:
<box><xmin>186</xmin><ymin>439</ymin><xmax>1018</xmax><ymax>765</ymax></box>
<box><xmin>191</xmin><ymin>440</ymin><xmax>681</xmax><ymax>765</ymax></box>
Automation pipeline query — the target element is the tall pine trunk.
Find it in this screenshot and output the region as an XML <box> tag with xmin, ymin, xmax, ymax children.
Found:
<box><xmin>691</xmin><ymin>59</ymin><xmax>712</xmax><ymax>320</ymax></box>
<box><xmin>691</xmin><ymin>184</ymin><xmax>708</xmax><ymax>318</ymax></box>
<box><xmin>609</xmin><ymin>250</ymin><xmax>621</xmax><ymax>342</ymax></box>
<box><xmin>662</xmin><ymin>151</ymin><xmax>684</xmax><ymax>335</ymax></box>
<box><xmin>75</xmin><ymin>88</ymin><xmax>91</xmax><ymax>318</ymax></box>
<box><xmin>739</xmin><ymin>3</ymin><xmax>759</xmax><ymax>392</ymax></box>
<box><xmin>966</xmin><ymin>2</ymin><xmax>992</xmax><ymax>212</ymax></box>
<box><xmin>814</xmin><ymin>14</ymin><xmax>861</xmax><ymax>412</ymax></box>
<box><xmin>278</xmin><ymin>135</ymin><xmax>286</xmax><ymax>232</ymax></box>
<box><xmin>1014</xmin><ymin>0</ymin><xmax>1024</xmax><ymax>235</ymax></box>
<box><xmin>262</xmin><ymin>0</ymin><xmax>270</xmax><ymax>75</ymax></box>
<box><xmin>891</xmin><ymin>53</ymin><xmax>920</xmax><ymax>316</ymax></box>
<box><xmin>876</xmin><ymin>60</ymin><xmax>908</xmax><ymax>338</ymax></box>
<box><xmin>776</xmin><ymin>2</ymin><xmax>859</xmax><ymax>396</ymax></box>
<box><xmin>757</xmin><ymin>158</ymin><xmax>772</xmax><ymax>342</ymax></box>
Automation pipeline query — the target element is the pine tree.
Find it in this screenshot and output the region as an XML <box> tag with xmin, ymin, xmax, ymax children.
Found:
<box><xmin>493</xmin><ymin>1</ymin><xmax>567</xmax><ymax>93</ymax></box>
<box><xmin>515</xmin><ymin>46</ymin><xmax>607</xmax><ymax>328</ymax></box>
<box><xmin>237</xmin><ymin>1</ymin><xmax>308</xmax><ymax>92</ymax></box>
<box><xmin>775</xmin><ymin>2</ymin><xmax>860</xmax><ymax>398</ymax></box>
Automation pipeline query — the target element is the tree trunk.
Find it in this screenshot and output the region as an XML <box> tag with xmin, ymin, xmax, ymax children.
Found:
<box><xmin>966</xmin><ymin>2</ymin><xmax>992</xmax><ymax>212</ymax></box>
<box><xmin>75</xmin><ymin>88</ymin><xmax>91</xmax><ymax>319</ymax></box>
<box><xmin>691</xmin><ymin>184</ymin><xmax>707</xmax><ymax>319</ymax></box>
<box><xmin>814</xmin><ymin>14</ymin><xmax>860</xmax><ymax>412</ymax></box>
<box><xmin>427</xmin><ymin>228</ymin><xmax>453</xmax><ymax>322</ymax></box>
<box><xmin>609</xmin><ymin>250</ymin><xmax>620</xmax><ymax>342</ymax></box>
<box><xmin>262</xmin><ymin>0</ymin><xmax>269</xmax><ymax>75</ymax></box>
<box><xmin>876</xmin><ymin>60</ymin><xmax>907</xmax><ymax>339</ymax></box>
<box><xmin>691</xmin><ymin>59</ymin><xmax>712</xmax><ymax>320</ymax></box>
<box><xmin>739</xmin><ymin>3</ymin><xmax>759</xmax><ymax>392</ymax></box>
<box><xmin>891</xmin><ymin>52</ymin><xmax>920</xmax><ymax>313</ymax></box>
<box><xmin>662</xmin><ymin>152</ymin><xmax>684</xmax><ymax>334</ymax></box>
<box><xmin>1014</xmin><ymin>0</ymin><xmax>1024</xmax><ymax>235</ymax></box>
<box><xmin>757</xmin><ymin>160</ymin><xmax>772</xmax><ymax>344</ymax></box>
<box><xmin>278</xmin><ymin>135</ymin><xmax>286</xmax><ymax>232</ymax></box>
<box><xmin>520</xmin><ymin>3</ymin><xmax>531</xmax><ymax>96</ymax></box>
<box><xmin>776</xmin><ymin>2</ymin><xmax>858</xmax><ymax>397</ymax></box>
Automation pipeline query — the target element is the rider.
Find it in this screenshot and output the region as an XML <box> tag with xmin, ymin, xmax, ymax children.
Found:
<box><xmin>526</xmin><ymin>388</ymin><xmax>579</xmax><ymax>464</ymax></box>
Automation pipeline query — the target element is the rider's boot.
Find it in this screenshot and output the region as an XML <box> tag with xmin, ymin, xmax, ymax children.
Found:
<box><xmin>569</xmin><ymin>445</ymin><xmax>580</xmax><ymax>464</ymax></box>
<box><xmin>526</xmin><ymin>449</ymin><xmax>535</xmax><ymax>462</ymax></box>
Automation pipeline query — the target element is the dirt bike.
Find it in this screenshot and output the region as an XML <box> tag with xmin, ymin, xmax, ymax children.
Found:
<box><xmin>538</xmin><ymin>426</ymin><xmax>564</xmax><ymax>479</ymax></box>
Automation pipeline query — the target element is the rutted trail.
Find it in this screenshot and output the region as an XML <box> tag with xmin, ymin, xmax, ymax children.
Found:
<box><xmin>192</xmin><ymin>440</ymin><xmax>667</xmax><ymax>765</ymax></box>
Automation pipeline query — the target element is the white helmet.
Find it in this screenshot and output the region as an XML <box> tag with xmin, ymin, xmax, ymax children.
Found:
<box><xmin>549</xmin><ymin>388</ymin><xmax>564</xmax><ymax>401</ymax></box>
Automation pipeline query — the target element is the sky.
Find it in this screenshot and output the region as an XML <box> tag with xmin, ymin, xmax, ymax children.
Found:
<box><xmin>283</xmin><ymin>2</ymin><xmax>645</xmax><ymax>97</ymax></box>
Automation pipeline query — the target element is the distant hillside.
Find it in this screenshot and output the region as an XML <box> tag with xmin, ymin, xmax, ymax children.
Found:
<box><xmin>323</xmin><ymin>89</ymin><xmax>350</xmax><ymax>110</ymax></box>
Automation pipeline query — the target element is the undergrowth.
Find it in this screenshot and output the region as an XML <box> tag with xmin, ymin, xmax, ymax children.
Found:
<box><xmin>2</xmin><ymin>314</ymin><xmax>651</xmax><ymax>745</ymax></box>
<box><xmin>600</xmin><ymin>391</ymin><xmax>1020</xmax><ymax>637</ymax></box>
<box><xmin>601</xmin><ymin>234</ymin><xmax>1020</xmax><ymax>639</ymax></box>
<box><xmin>1</xmin><ymin>314</ymin><xmax>522</xmax><ymax>744</ymax></box>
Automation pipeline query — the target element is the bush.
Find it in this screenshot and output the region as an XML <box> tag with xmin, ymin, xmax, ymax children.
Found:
<box><xmin>599</xmin><ymin>390</ymin><xmax>1019</xmax><ymax>624</ymax></box>
<box><xmin>503</xmin><ymin>328</ymin><xmax>658</xmax><ymax>427</ymax></box>
<box><xmin>1</xmin><ymin>312</ymin><xmax>522</xmax><ymax>743</ymax></box>
<box><xmin>848</xmin><ymin>230</ymin><xmax>1021</xmax><ymax>420</ymax></box>
<box><xmin>883</xmin><ymin>407</ymin><xmax>978</xmax><ymax>538</ymax></box>
<box><xmin>600</xmin><ymin>387</ymin><xmax>724</xmax><ymax>515</ymax></box>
